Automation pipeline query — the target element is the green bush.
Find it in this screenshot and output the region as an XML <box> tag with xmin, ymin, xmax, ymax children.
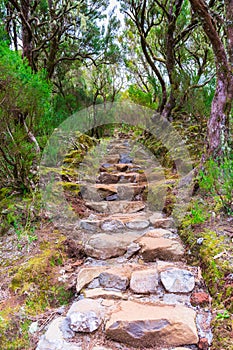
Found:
<box><xmin>199</xmin><ymin>152</ymin><xmax>233</xmax><ymax>214</ymax></box>
<box><xmin>0</xmin><ymin>43</ymin><xmax>51</xmax><ymax>192</ymax></box>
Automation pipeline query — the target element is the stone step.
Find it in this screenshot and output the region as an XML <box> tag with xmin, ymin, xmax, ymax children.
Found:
<box><xmin>83</xmin><ymin>232</ymin><xmax>142</xmax><ymax>259</ymax></box>
<box><xmin>97</xmin><ymin>171</ymin><xmax>147</xmax><ymax>184</ymax></box>
<box><xmin>102</xmin><ymin>153</ymin><xmax>134</xmax><ymax>165</ymax></box>
<box><xmin>79</xmin><ymin>212</ymin><xmax>165</xmax><ymax>232</ymax></box>
<box><xmin>36</xmin><ymin>300</ymin><xmax>200</xmax><ymax>350</ymax></box>
<box><xmin>105</xmin><ymin>301</ymin><xmax>198</xmax><ymax>348</ymax></box>
<box><xmin>76</xmin><ymin>261</ymin><xmax>197</xmax><ymax>295</ymax></box>
<box><xmin>82</xmin><ymin>227</ymin><xmax>183</xmax><ymax>260</ymax></box>
<box><xmin>80</xmin><ymin>183</ymin><xmax>147</xmax><ymax>201</ymax></box>
<box><xmin>85</xmin><ymin>200</ymin><xmax>145</xmax><ymax>214</ymax></box>
<box><xmin>99</xmin><ymin>163</ymin><xmax>142</xmax><ymax>173</ymax></box>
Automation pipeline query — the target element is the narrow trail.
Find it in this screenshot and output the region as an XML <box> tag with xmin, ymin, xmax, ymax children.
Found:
<box><xmin>36</xmin><ymin>132</ymin><xmax>212</xmax><ymax>350</ymax></box>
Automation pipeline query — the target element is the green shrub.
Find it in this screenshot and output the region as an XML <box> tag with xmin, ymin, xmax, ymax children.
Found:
<box><xmin>199</xmin><ymin>153</ymin><xmax>233</xmax><ymax>215</ymax></box>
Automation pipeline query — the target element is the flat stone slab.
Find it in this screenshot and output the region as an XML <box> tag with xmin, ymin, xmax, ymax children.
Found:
<box><xmin>137</xmin><ymin>236</ymin><xmax>185</xmax><ymax>261</ymax></box>
<box><xmin>105</xmin><ymin>301</ymin><xmax>198</xmax><ymax>347</ymax></box>
<box><xmin>84</xmin><ymin>233</ymin><xmax>136</xmax><ymax>259</ymax></box>
<box><xmin>125</xmin><ymin>219</ymin><xmax>150</xmax><ymax>230</ymax></box>
<box><xmin>85</xmin><ymin>201</ymin><xmax>145</xmax><ymax>214</ymax></box>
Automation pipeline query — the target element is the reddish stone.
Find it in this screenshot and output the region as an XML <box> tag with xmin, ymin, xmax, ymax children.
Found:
<box><xmin>191</xmin><ymin>292</ymin><xmax>210</xmax><ymax>306</ymax></box>
<box><xmin>198</xmin><ymin>337</ymin><xmax>209</xmax><ymax>350</ymax></box>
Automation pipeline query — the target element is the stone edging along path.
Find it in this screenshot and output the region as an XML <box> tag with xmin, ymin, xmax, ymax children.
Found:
<box><xmin>36</xmin><ymin>134</ymin><xmax>212</xmax><ymax>350</ymax></box>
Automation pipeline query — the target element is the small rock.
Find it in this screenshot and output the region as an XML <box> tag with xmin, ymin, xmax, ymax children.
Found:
<box><xmin>98</xmin><ymin>173</ymin><xmax>119</xmax><ymax>184</ymax></box>
<box><xmin>119</xmin><ymin>154</ymin><xmax>132</xmax><ymax>163</ymax></box>
<box><xmin>99</xmin><ymin>270</ymin><xmax>130</xmax><ymax>291</ymax></box>
<box><xmin>104</xmin><ymin>154</ymin><xmax>120</xmax><ymax>163</ymax></box>
<box><xmin>149</xmin><ymin>213</ymin><xmax>164</xmax><ymax>222</ymax></box>
<box><xmin>197</xmin><ymin>237</ymin><xmax>204</xmax><ymax>245</ymax></box>
<box><xmin>67</xmin><ymin>299</ymin><xmax>103</xmax><ymax>333</ymax></box>
<box><xmin>124</xmin><ymin>242</ymin><xmax>141</xmax><ymax>258</ymax></box>
<box><xmin>101</xmin><ymin>219</ymin><xmax>125</xmax><ymax>231</ymax></box>
<box><xmin>76</xmin><ymin>266</ymin><xmax>107</xmax><ymax>293</ymax></box>
<box><xmin>191</xmin><ymin>292</ymin><xmax>210</xmax><ymax>306</ymax></box>
<box><xmin>125</xmin><ymin>219</ymin><xmax>150</xmax><ymax>230</ymax></box>
<box><xmin>29</xmin><ymin>321</ymin><xmax>38</xmax><ymax>334</ymax></box>
<box><xmin>163</xmin><ymin>293</ymin><xmax>190</xmax><ymax>305</ymax></box>
<box><xmin>143</xmin><ymin>228</ymin><xmax>174</xmax><ymax>238</ymax></box>
<box><xmin>198</xmin><ymin>337</ymin><xmax>209</xmax><ymax>350</ymax></box>
<box><xmin>160</xmin><ymin>268</ymin><xmax>195</xmax><ymax>293</ymax></box>
<box><xmin>106</xmin><ymin>194</ymin><xmax>118</xmax><ymax>201</ymax></box>
<box><xmin>80</xmin><ymin>219</ymin><xmax>100</xmax><ymax>231</ymax></box>
<box><xmin>130</xmin><ymin>269</ymin><xmax>158</xmax><ymax>294</ymax></box>
<box><xmin>152</xmin><ymin>217</ymin><xmax>175</xmax><ymax>229</ymax></box>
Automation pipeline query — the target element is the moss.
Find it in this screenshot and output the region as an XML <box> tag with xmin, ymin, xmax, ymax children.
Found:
<box><xmin>56</xmin><ymin>181</ymin><xmax>80</xmax><ymax>193</ymax></box>
<box><xmin>8</xmin><ymin>231</ymin><xmax>69</xmax><ymax>316</ymax></box>
<box><xmin>211</xmin><ymin>317</ymin><xmax>233</xmax><ymax>350</ymax></box>
<box><xmin>0</xmin><ymin>305</ymin><xmax>31</xmax><ymax>350</ymax></box>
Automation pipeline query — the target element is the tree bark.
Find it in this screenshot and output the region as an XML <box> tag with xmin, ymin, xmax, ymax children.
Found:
<box><xmin>189</xmin><ymin>0</ymin><xmax>233</xmax><ymax>156</ymax></box>
<box><xmin>161</xmin><ymin>0</ymin><xmax>183</xmax><ymax>119</ymax></box>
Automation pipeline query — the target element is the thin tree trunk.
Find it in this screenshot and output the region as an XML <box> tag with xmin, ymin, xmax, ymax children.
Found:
<box><xmin>189</xmin><ymin>0</ymin><xmax>233</xmax><ymax>156</ymax></box>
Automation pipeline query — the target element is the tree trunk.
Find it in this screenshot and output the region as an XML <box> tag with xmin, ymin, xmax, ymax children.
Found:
<box><xmin>20</xmin><ymin>0</ymin><xmax>33</xmax><ymax>67</ymax></box>
<box><xmin>189</xmin><ymin>0</ymin><xmax>233</xmax><ymax>157</ymax></box>
<box><xmin>161</xmin><ymin>0</ymin><xmax>183</xmax><ymax>119</ymax></box>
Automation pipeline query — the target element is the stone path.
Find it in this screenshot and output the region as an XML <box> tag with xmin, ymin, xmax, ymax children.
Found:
<box><xmin>36</xmin><ymin>134</ymin><xmax>212</xmax><ymax>350</ymax></box>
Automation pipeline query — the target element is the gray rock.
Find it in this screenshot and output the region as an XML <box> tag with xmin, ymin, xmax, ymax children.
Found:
<box><xmin>152</xmin><ymin>217</ymin><xmax>175</xmax><ymax>229</ymax></box>
<box><xmin>76</xmin><ymin>266</ymin><xmax>107</xmax><ymax>293</ymax></box>
<box><xmin>36</xmin><ymin>317</ymin><xmax>80</xmax><ymax>350</ymax></box>
<box><xmin>124</xmin><ymin>242</ymin><xmax>141</xmax><ymax>258</ymax></box>
<box><xmin>119</xmin><ymin>154</ymin><xmax>132</xmax><ymax>163</ymax></box>
<box><xmin>99</xmin><ymin>271</ymin><xmax>129</xmax><ymax>291</ymax></box>
<box><xmin>106</xmin><ymin>194</ymin><xmax>118</xmax><ymax>201</ymax></box>
<box><xmin>130</xmin><ymin>269</ymin><xmax>158</xmax><ymax>294</ymax></box>
<box><xmin>101</xmin><ymin>219</ymin><xmax>125</xmax><ymax>231</ymax></box>
<box><xmin>67</xmin><ymin>299</ymin><xmax>103</xmax><ymax>333</ymax></box>
<box><xmin>163</xmin><ymin>293</ymin><xmax>191</xmax><ymax>305</ymax></box>
<box><xmin>125</xmin><ymin>219</ymin><xmax>150</xmax><ymax>230</ymax></box>
<box><xmin>80</xmin><ymin>219</ymin><xmax>100</xmax><ymax>231</ymax></box>
<box><xmin>84</xmin><ymin>233</ymin><xmax>134</xmax><ymax>259</ymax></box>
<box><xmin>160</xmin><ymin>268</ymin><xmax>195</xmax><ymax>293</ymax></box>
